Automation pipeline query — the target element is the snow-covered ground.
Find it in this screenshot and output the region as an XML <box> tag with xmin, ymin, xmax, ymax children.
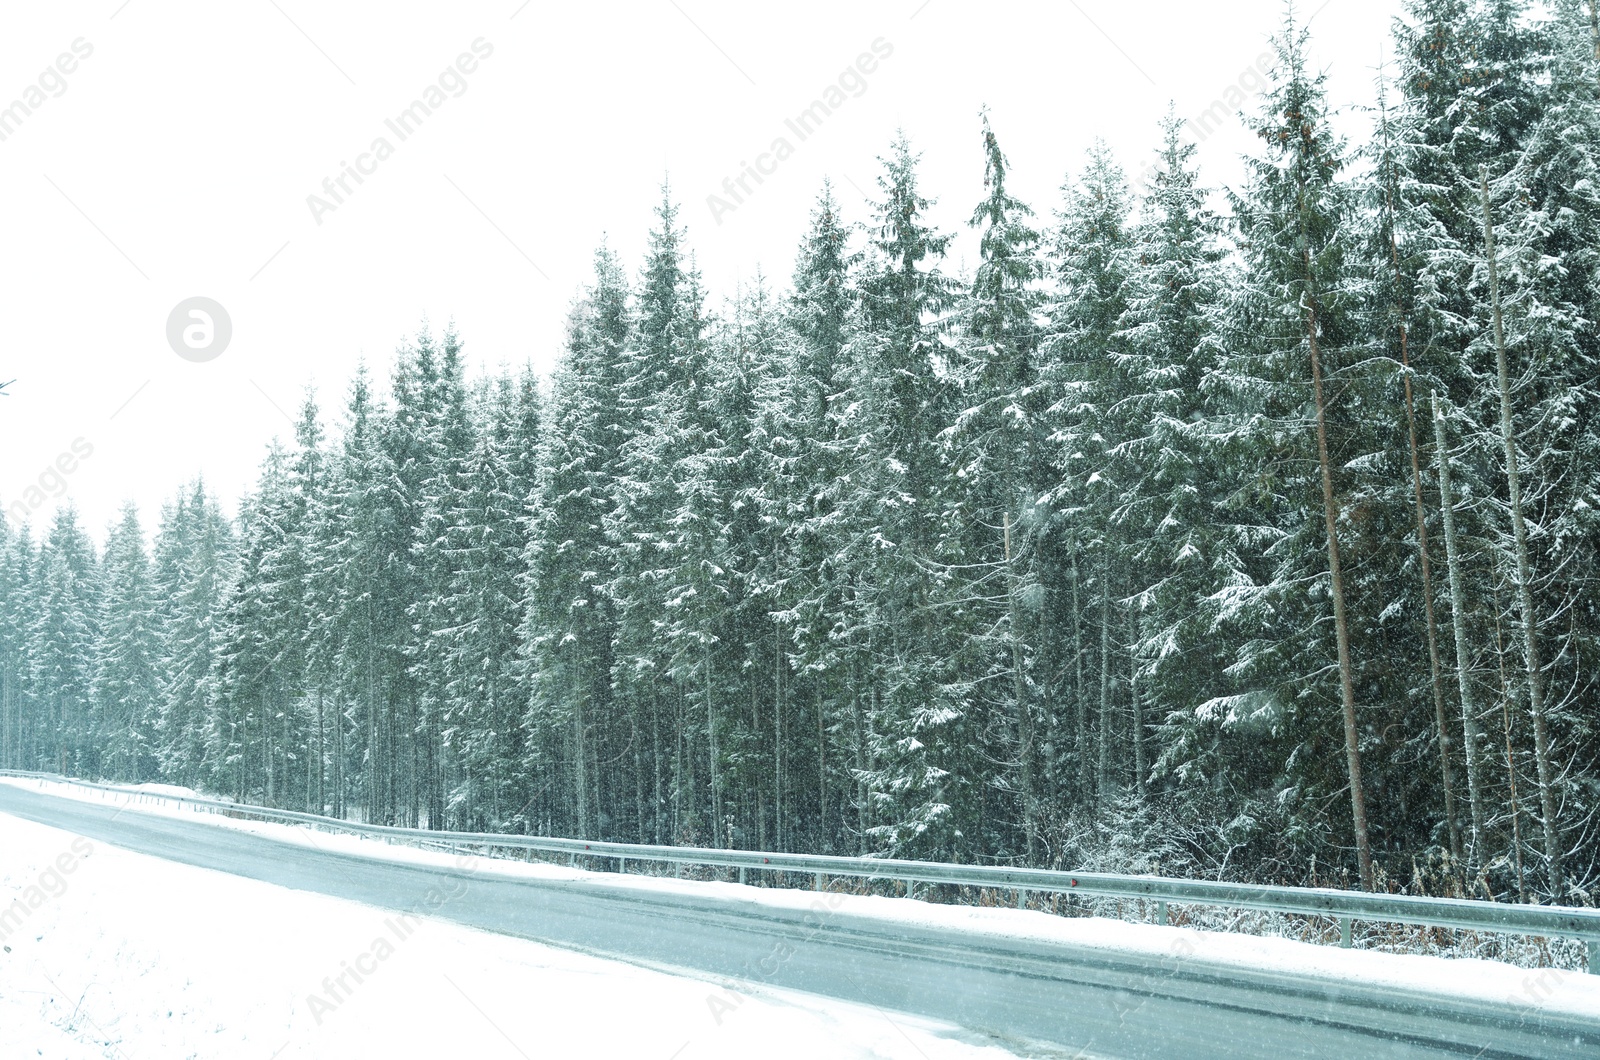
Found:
<box><xmin>4</xmin><ymin>773</ymin><xmax>1598</xmax><ymax>1051</ymax></box>
<box><xmin>0</xmin><ymin>808</ymin><xmax>1033</xmax><ymax>1059</ymax></box>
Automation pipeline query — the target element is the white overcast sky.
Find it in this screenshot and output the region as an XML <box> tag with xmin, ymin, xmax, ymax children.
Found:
<box><xmin>0</xmin><ymin>0</ymin><xmax>1401</xmax><ymax>540</ymax></box>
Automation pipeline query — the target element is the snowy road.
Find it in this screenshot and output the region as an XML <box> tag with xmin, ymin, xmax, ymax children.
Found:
<box><xmin>0</xmin><ymin>805</ymin><xmax>1026</xmax><ymax>1059</ymax></box>
<box><xmin>1</xmin><ymin>783</ymin><xmax>1592</xmax><ymax>1058</ymax></box>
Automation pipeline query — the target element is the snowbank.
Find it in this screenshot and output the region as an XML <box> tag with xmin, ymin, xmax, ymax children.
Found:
<box><xmin>0</xmin><ymin>807</ymin><xmax>1027</xmax><ymax>1058</ymax></box>
<box><xmin>5</xmin><ymin>774</ymin><xmax>1598</xmax><ymax>1026</ymax></box>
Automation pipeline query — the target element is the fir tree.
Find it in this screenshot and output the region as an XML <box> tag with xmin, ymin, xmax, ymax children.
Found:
<box><xmin>28</xmin><ymin>505</ymin><xmax>99</xmax><ymax>775</ymax></box>
<box><xmin>92</xmin><ymin>502</ymin><xmax>159</xmax><ymax>781</ymax></box>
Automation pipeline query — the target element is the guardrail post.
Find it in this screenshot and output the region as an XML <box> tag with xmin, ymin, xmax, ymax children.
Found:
<box><xmin>738</xmin><ymin>866</ymin><xmax>747</xmax><ymax>886</ymax></box>
<box><xmin>568</xmin><ymin>853</ymin><xmax>576</xmax><ymax>868</ymax></box>
<box><xmin>1589</xmin><ymin>939</ymin><xmax>1598</xmax><ymax>975</ymax></box>
<box><xmin>619</xmin><ymin>857</ymin><xmax>627</xmax><ymax>875</ymax></box>
<box><xmin>814</xmin><ymin>872</ymin><xmax>824</xmax><ymax>892</ymax></box>
<box><xmin>674</xmin><ymin>861</ymin><xmax>682</xmax><ymax>879</ymax></box>
<box><xmin>1157</xmin><ymin>901</ymin><xmax>1169</xmax><ymax>926</ymax></box>
<box><xmin>1339</xmin><ymin>916</ymin><xmax>1352</xmax><ymax>948</ymax></box>
<box><xmin>1015</xmin><ymin>889</ymin><xmax>1026</xmax><ymax>910</ymax></box>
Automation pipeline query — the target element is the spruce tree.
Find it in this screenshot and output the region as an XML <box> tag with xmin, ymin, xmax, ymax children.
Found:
<box><xmin>29</xmin><ymin>505</ymin><xmax>99</xmax><ymax>775</ymax></box>
<box><xmin>92</xmin><ymin>502</ymin><xmax>160</xmax><ymax>781</ymax></box>
<box><xmin>1116</xmin><ymin>111</ymin><xmax>1231</xmax><ymax>815</ymax></box>
<box><xmin>0</xmin><ymin>521</ymin><xmax>37</xmax><ymax>769</ymax></box>
<box><xmin>848</xmin><ymin>133</ymin><xmax>958</xmax><ymax>856</ymax></box>
<box><xmin>1043</xmin><ymin>138</ymin><xmax>1134</xmax><ymax>807</ymax></box>
<box><xmin>781</xmin><ymin>183</ymin><xmax>861</xmax><ymax>852</ymax></box>
<box><xmin>523</xmin><ymin>248</ymin><xmax>633</xmax><ymax>839</ymax></box>
<box><xmin>1214</xmin><ymin>18</ymin><xmax>1377</xmax><ymax>888</ymax></box>
<box><xmin>946</xmin><ymin>110</ymin><xmax>1045</xmax><ymax>858</ymax></box>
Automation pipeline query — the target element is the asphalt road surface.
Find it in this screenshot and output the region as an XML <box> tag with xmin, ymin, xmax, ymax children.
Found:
<box><xmin>0</xmin><ymin>783</ymin><xmax>1590</xmax><ymax>1058</ymax></box>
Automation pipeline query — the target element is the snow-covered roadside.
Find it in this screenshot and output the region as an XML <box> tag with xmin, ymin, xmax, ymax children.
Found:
<box><xmin>0</xmin><ymin>809</ymin><xmax>1031</xmax><ymax>1059</ymax></box>
<box><xmin>5</xmin><ymin>774</ymin><xmax>1598</xmax><ymax>1027</ymax></box>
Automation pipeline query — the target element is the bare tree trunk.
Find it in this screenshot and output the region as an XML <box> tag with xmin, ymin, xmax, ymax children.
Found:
<box><xmin>652</xmin><ymin>682</ymin><xmax>663</xmax><ymax>844</ymax></box>
<box><xmin>334</xmin><ymin>691</ymin><xmax>344</xmax><ymax>819</ymax></box>
<box><xmin>816</xmin><ymin>686</ymin><xmax>826</xmax><ymax>851</ymax></box>
<box><xmin>262</xmin><ymin>687</ymin><xmax>274</xmax><ymax>806</ymax></box>
<box><xmin>706</xmin><ymin>646</ymin><xmax>722</xmax><ymax>845</ymax></box>
<box><xmin>774</xmin><ymin>624</ymin><xmax>784</xmax><ymax>851</ymax></box>
<box><xmin>1126</xmin><ymin>605</ymin><xmax>1146</xmax><ymax>799</ymax></box>
<box><xmin>364</xmin><ymin>619</ymin><xmax>377</xmax><ymax>823</ymax></box>
<box><xmin>574</xmin><ymin>664</ymin><xmax>588</xmax><ymax>840</ymax></box>
<box><xmin>365</xmin><ymin>686</ymin><xmax>376</xmax><ymax>824</ymax></box>
<box><xmin>854</xmin><ymin>675</ymin><xmax>870</xmax><ymax>853</ymax></box>
<box><xmin>314</xmin><ymin>688</ymin><xmax>325</xmax><ymax>813</ymax></box>
<box><xmin>306</xmin><ymin>690</ymin><xmax>315</xmax><ymax>813</ymax></box>
<box><xmin>633</xmin><ymin>712</ymin><xmax>646</xmax><ymax>842</ymax></box>
<box><xmin>1301</xmin><ymin>246</ymin><xmax>1376</xmax><ymax>892</ymax></box>
<box><xmin>1480</xmin><ymin>165</ymin><xmax>1563</xmax><ymax>897</ymax></box>
<box><xmin>675</xmin><ymin>685</ymin><xmax>688</xmax><ymax>845</ymax></box>
<box><xmin>1071</xmin><ymin>554</ymin><xmax>1090</xmax><ymax>799</ymax></box>
<box><xmin>1004</xmin><ymin>512</ymin><xmax>1037</xmax><ymax>861</ymax></box>
<box><xmin>1</xmin><ymin>670</ymin><xmax>11</xmax><ymax>770</ymax></box>
<box><xmin>433</xmin><ymin>702</ymin><xmax>446</xmax><ymax>830</ymax></box>
<box><xmin>407</xmin><ymin>695</ymin><xmax>420</xmax><ymax>829</ymax></box>
<box><xmin>1383</xmin><ymin>185</ymin><xmax>1463</xmax><ymax>866</ymax></box>
<box><xmin>1431</xmin><ymin>395</ymin><xmax>1488</xmax><ymax>870</ymax></box>
<box><xmin>590</xmin><ymin>702</ymin><xmax>602</xmax><ymax>840</ymax></box>
<box><xmin>1491</xmin><ymin>587</ymin><xmax>1530</xmax><ymax>904</ymax></box>
<box><xmin>1588</xmin><ymin>0</ymin><xmax>1600</xmax><ymax>77</ymax></box>
<box><xmin>749</xmin><ymin>683</ymin><xmax>763</xmax><ymax>849</ymax></box>
<box><xmin>1096</xmin><ymin>562</ymin><xmax>1113</xmax><ymax>802</ymax></box>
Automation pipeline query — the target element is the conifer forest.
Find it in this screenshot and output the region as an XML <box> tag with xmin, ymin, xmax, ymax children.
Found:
<box><xmin>5</xmin><ymin>0</ymin><xmax>1600</xmax><ymax>905</ymax></box>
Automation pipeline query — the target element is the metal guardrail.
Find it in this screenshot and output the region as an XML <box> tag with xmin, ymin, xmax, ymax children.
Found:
<box><xmin>5</xmin><ymin>769</ymin><xmax>1597</xmax><ymax>972</ymax></box>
